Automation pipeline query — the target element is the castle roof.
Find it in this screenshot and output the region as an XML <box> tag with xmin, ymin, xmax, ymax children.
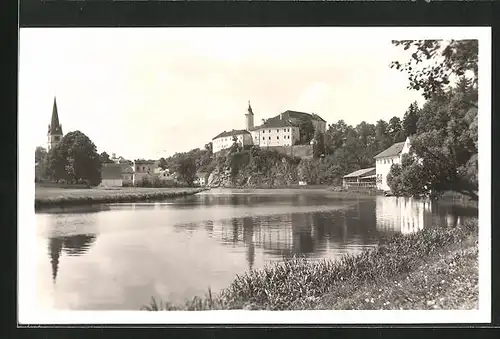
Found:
<box><xmin>212</xmin><ymin>129</ymin><xmax>251</xmax><ymax>140</ymax></box>
<box><xmin>48</xmin><ymin>97</ymin><xmax>63</xmax><ymax>135</ymax></box>
<box><xmin>373</xmin><ymin>141</ymin><xmax>406</xmax><ymax>159</ymax></box>
<box><xmin>271</xmin><ymin>110</ymin><xmax>326</xmax><ymax>123</ymax></box>
<box><xmin>250</xmin><ymin>118</ymin><xmax>296</xmax><ymax>130</ymax></box>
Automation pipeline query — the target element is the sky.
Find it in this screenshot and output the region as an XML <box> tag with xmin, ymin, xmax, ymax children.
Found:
<box><xmin>19</xmin><ymin>27</ymin><xmax>432</xmax><ymax>160</ymax></box>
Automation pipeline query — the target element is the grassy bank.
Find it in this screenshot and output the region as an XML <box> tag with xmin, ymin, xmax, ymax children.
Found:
<box><xmin>35</xmin><ymin>187</ymin><xmax>208</xmax><ymax>209</ymax></box>
<box><xmin>142</xmin><ymin>219</ymin><xmax>478</xmax><ymax>311</ymax></box>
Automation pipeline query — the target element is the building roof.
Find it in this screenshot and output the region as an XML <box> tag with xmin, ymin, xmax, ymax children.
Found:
<box><xmin>274</xmin><ymin>110</ymin><xmax>326</xmax><ymax>123</ymax></box>
<box><xmin>119</xmin><ymin>163</ymin><xmax>134</xmax><ymax>174</ymax></box>
<box><xmin>373</xmin><ymin>141</ymin><xmax>406</xmax><ymax>159</ymax></box>
<box><xmin>250</xmin><ymin>118</ymin><xmax>296</xmax><ymax>130</ymax></box>
<box><xmin>246</xmin><ymin>101</ymin><xmax>254</xmax><ymax>116</ymax></box>
<box><xmin>212</xmin><ymin>129</ymin><xmax>251</xmax><ymax>140</ymax></box>
<box><xmin>134</xmin><ymin>159</ymin><xmax>157</xmax><ymax>164</ymax></box>
<box><xmin>48</xmin><ymin>97</ymin><xmax>63</xmax><ymax>135</ymax></box>
<box><xmin>101</xmin><ymin>163</ymin><xmax>123</xmax><ymax>180</ymax></box>
<box><xmin>343</xmin><ymin>167</ymin><xmax>376</xmax><ymax>178</ymax></box>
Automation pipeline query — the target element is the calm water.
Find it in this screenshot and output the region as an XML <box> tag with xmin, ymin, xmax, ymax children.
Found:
<box><xmin>35</xmin><ymin>189</ymin><xmax>478</xmax><ymax>310</ymax></box>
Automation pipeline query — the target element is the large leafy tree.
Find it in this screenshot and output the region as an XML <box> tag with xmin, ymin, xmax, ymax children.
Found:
<box><xmin>99</xmin><ymin>151</ymin><xmax>114</xmax><ymax>164</ymax></box>
<box><xmin>312</xmin><ymin>129</ymin><xmax>325</xmax><ymax>159</ymax></box>
<box><xmin>387</xmin><ymin>116</ymin><xmax>406</xmax><ymax>143</ymax></box>
<box><xmin>388</xmin><ymin>39</ymin><xmax>478</xmax><ymax>200</ymax></box>
<box><xmin>46</xmin><ymin>131</ymin><xmax>102</xmax><ymax>185</ymax></box>
<box><xmin>391</xmin><ymin>39</ymin><xmax>478</xmax><ymax>99</ymax></box>
<box><xmin>172</xmin><ymin>154</ymin><xmax>197</xmax><ymax>186</ymax></box>
<box><xmin>35</xmin><ymin>146</ymin><xmax>48</xmax><ymax>163</ymax></box>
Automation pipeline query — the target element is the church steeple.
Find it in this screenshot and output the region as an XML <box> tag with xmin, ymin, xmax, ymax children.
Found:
<box><xmin>47</xmin><ymin>97</ymin><xmax>63</xmax><ymax>150</ymax></box>
<box><xmin>245</xmin><ymin>100</ymin><xmax>254</xmax><ymax>130</ymax></box>
<box><xmin>247</xmin><ymin>100</ymin><xmax>254</xmax><ymax>116</ymax></box>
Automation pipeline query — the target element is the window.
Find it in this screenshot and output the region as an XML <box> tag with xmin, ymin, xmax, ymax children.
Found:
<box><xmin>269</xmin><ymin>136</ymin><xmax>271</xmax><ymax>140</ymax></box>
<box><xmin>269</xmin><ymin>130</ymin><xmax>271</xmax><ymax>133</ymax></box>
<box><xmin>277</xmin><ymin>129</ymin><xmax>279</xmax><ymax>133</ymax></box>
<box><xmin>277</xmin><ymin>136</ymin><xmax>279</xmax><ymax>139</ymax></box>
<box><xmin>263</xmin><ymin>137</ymin><xmax>265</xmax><ymax>140</ymax></box>
<box><xmin>263</xmin><ymin>130</ymin><xmax>265</xmax><ymax>133</ymax></box>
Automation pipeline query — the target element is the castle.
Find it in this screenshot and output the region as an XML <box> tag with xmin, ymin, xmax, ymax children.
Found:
<box><xmin>211</xmin><ymin>101</ymin><xmax>327</xmax><ymax>153</ymax></box>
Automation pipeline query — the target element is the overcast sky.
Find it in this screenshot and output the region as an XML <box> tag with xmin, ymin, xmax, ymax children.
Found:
<box><xmin>20</xmin><ymin>27</ymin><xmax>432</xmax><ymax>160</ymax></box>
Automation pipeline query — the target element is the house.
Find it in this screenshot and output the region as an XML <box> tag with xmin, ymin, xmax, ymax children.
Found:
<box><xmin>342</xmin><ymin>167</ymin><xmax>376</xmax><ymax>189</ymax></box>
<box><xmin>374</xmin><ymin>137</ymin><xmax>411</xmax><ymax>191</ymax></box>
<box><xmin>133</xmin><ymin>159</ymin><xmax>158</xmax><ymax>185</ymax></box>
<box><xmin>196</xmin><ymin>172</ymin><xmax>209</xmax><ymax>186</ymax></box>
<box><xmin>101</xmin><ymin>163</ymin><xmax>123</xmax><ymax>187</ymax></box>
<box><xmin>120</xmin><ymin>163</ymin><xmax>134</xmax><ymax>186</ymax></box>
<box><xmin>265</xmin><ymin>110</ymin><xmax>327</xmax><ymax>134</ymax></box>
<box><xmin>212</xmin><ymin>130</ymin><xmax>253</xmax><ymax>153</ymax></box>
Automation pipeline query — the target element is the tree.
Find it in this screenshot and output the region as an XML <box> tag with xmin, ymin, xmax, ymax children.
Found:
<box><xmin>298</xmin><ymin>120</ymin><xmax>315</xmax><ymax>144</ymax></box>
<box><xmin>46</xmin><ymin>131</ymin><xmax>102</xmax><ymax>186</ymax></box>
<box><xmin>35</xmin><ymin>146</ymin><xmax>48</xmax><ymax>163</ymax></box>
<box><xmin>158</xmin><ymin>157</ymin><xmax>168</xmax><ymax>170</ymax></box>
<box><xmin>391</xmin><ymin>39</ymin><xmax>478</xmax><ymax>99</ymax></box>
<box><xmin>312</xmin><ymin>130</ymin><xmax>325</xmax><ymax>159</ymax></box>
<box><xmin>387</xmin><ymin>116</ymin><xmax>405</xmax><ymax>143</ymax></box>
<box><xmin>387</xmin><ymin>85</ymin><xmax>478</xmax><ymax>200</ymax></box>
<box><xmin>172</xmin><ymin>155</ymin><xmax>197</xmax><ymax>186</ymax></box>
<box><xmin>99</xmin><ymin>151</ymin><xmax>114</xmax><ymax>164</ymax></box>
<box><xmin>374</xmin><ymin>120</ymin><xmax>392</xmax><ymax>151</ymax></box>
<box><xmin>402</xmin><ymin>102</ymin><xmax>419</xmax><ymax>138</ymax></box>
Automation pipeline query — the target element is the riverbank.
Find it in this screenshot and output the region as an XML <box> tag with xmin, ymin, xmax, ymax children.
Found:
<box><xmin>35</xmin><ymin>186</ymin><xmax>208</xmax><ymax>209</ymax></box>
<box><xmin>142</xmin><ymin>219</ymin><xmax>478</xmax><ymax>311</ymax></box>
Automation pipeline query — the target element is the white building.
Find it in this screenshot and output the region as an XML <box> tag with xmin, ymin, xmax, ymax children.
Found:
<box><xmin>374</xmin><ymin>137</ymin><xmax>411</xmax><ymax>191</ymax></box>
<box><xmin>101</xmin><ymin>163</ymin><xmax>123</xmax><ymax>187</ymax></box>
<box><xmin>250</xmin><ymin>118</ymin><xmax>300</xmax><ymax>147</ymax></box>
<box><xmin>212</xmin><ymin>130</ymin><xmax>253</xmax><ymax>153</ymax></box>
<box><xmin>133</xmin><ymin>160</ymin><xmax>158</xmax><ymax>185</ymax></box>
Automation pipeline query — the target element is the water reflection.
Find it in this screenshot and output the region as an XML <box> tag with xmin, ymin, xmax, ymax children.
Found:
<box><xmin>48</xmin><ymin>234</ymin><xmax>97</xmax><ymax>282</ymax></box>
<box><xmin>375</xmin><ymin>196</ymin><xmax>478</xmax><ymax>235</ymax></box>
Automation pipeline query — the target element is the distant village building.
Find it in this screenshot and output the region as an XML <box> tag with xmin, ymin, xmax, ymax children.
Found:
<box><xmin>133</xmin><ymin>159</ymin><xmax>158</xmax><ymax>185</ymax></box>
<box><xmin>120</xmin><ymin>163</ymin><xmax>134</xmax><ymax>186</ymax></box>
<box><xmin>101</xmin><ymin>163</ymin><xmax>123</xmax><ymax>187</ymax></box>
<box><xmin>196</xmin><ymin>172</ymin><xmax>209</xmax><ymax>186</ymax></box>
<box><xmin>374</xmin><ymin>137</ymin><xmax>411</xmax><ymax>191</ymax></box>
<box><xmin>342</xmin><ymin>167</ymin><xmax>376</xmax><ymax>189</ymax></box>
<box><xmin>47</xmin><ymin>97</ymin><xmax>63</xmax><ymax>151</ymax></box>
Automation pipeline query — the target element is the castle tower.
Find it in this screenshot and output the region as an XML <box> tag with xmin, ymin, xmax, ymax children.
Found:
<box><xmin>47</xmin><ymin>97</ymin><xmax>63</xmax><ymax>150</ymax></box>
<box><xmin>245</xmin><ymin>100</ymin><xmax>254</xmax><ymax>130</ymax></box>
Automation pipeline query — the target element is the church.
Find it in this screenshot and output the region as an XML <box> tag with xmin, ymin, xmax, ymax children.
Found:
<box><xmin>47</xmin><ymin>97</ymin><xmax>64</xmax><ymax>151</ymax></box>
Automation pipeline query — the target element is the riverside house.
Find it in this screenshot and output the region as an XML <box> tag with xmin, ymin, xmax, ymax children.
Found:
<box><xmin>374</xmin><ymin>137</ymin><xmax>411</xmax><ymax>191</ymax></box>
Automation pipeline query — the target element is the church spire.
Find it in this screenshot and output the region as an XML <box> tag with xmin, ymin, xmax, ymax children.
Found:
<box><xmin>247</xmin><ymin>100</ymin><xmax>254</xmax><ymax>115</ymax></box>
<box><xmin>49</xmin><ymin>97</ymin><xmax>63</xmax><ymax>135</ymax></box>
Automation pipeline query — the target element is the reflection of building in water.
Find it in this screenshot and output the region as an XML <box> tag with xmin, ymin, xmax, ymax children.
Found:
<box><xmin>47</xmin><ymin>234</ymin><xmax>97</xmax><ymax>283</ymax></box>
<box><xmin>375</xmin><ymin>197</ymin><xmax>433</xmax><ymax>235</ymax></box>
<box><xmin>213</xmin><ymin>212</ymin><xmax>317</xmax><ymax>268</ymax></box>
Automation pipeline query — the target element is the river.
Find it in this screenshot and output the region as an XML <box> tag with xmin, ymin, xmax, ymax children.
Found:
<box><xmin>35</xmin><ymin>189</ymin><xmax>478</xmax><ymax>310</ymax></box>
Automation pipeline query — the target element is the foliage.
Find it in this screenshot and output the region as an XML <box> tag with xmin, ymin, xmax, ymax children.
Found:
<box><xmin>172</xmin><ymin>155</ymin><xmax>197</xmax><ymax>186</ymax></box>
<box><xmin>388</xmin><ymin>84</ymin><xmax>478</xmax><ymax>200</ymax></box>
<box><xmin>99</xmin><ymin>151</ymin><xmax>114</xmax><ymax>164</ymax></box>
<box><xmin>402</xmin><ymin>102</ymin><xmax>420</xmax><ymax>138</ymax></box>
<box><xmin>391</xmin><ymin>39</ymin><xmax>478</xmax><ymax>99</ymax></box>
<box><xmin>142</xmin><ymin>219</ymin><xmax>477</xmax><ymax>311</ymax></box>
<box><xmin>45</xmin><ymin>131</ymin><xmax>101</xmax><ymax>186</ymax></box>
<box><xmin>312</xmin><ymin>130</ymin><xmax>325</xmax><ymax>159</ymax></box>
<box><xmin>158</xmin><ymin>157</ymin><xmax>168</xmax><ymax>170</ymax></box>
<box><xmin>35</xmin><ymin>146</ymin><xmax>47</xmax><ymax>163</ymax></box>
<box><xmin>298</xmin><ymin>120</ymin><xmax>315</xmax><ymax>144</ymax></box>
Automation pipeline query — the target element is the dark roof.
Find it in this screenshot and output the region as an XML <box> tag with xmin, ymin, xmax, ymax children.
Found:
<box><xmin>250</xmin><ymin>118</ymin><xmax>296</xmax><ymax>130</ymax></box>
<box><xmin>273</xmin><ymin>110</ymin><xmax>326</xmax><ymax>123</ymax></box>
<box><xmin>343</xmin><ymin>167</ymin><xmax>376</xmax><ymax>178</ymax></box>
<box><xmin>134</xmin><ymin>159</ymin><xmax>157</xmax><ymax>164</ymax></box>
<box><xmin>101</xmin><ymin>164</ymin><xmax>123</xmax><ymax>179</ymax></box>
<box><xmin>48</xmin><ymin>97</ymin><xmax>63</xmax><ymax>135</ymax></box>
<box><xmin>212</xmin><ymin>129</ymin><xmax>251</xmax><ymax>140</ymax></box>
<box><xmin>119</xmin><ymin>163</ymin><xmax>134</xmax><ymax>173</ymax></box>
<box><xmin>373</xmin><ymin>141</ymin><xmax>406</xmax><ymax>159</ymax></box>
